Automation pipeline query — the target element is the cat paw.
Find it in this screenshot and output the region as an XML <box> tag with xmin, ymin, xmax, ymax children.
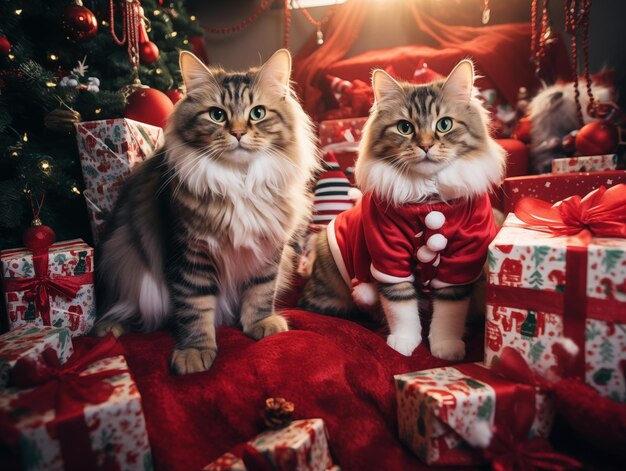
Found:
<box><xmin>430</xmin><ymin>339</ymin><xmax>466</xmax><ymax>361</ymax></box>
<box><xmin>93</xmin><ymin>321</ymin><xmax>125</xmax><ymax>339</ymax></box>
<box><xmin>247</xmin><ymin>314</ymin><xmax>288</xmax><ymax>340</ymax></box>
<box><xmin>171</xmin><ymin>347</ymin><xmax>217</xmax><ymax>375</ymax></box>
<box><xmin>387</xmin><ymin>334</ymin><xmax>421</xmax><ymax>356</ymax></box>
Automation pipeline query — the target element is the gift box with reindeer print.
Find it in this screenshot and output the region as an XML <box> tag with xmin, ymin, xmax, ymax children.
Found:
<box><xmin>1</xmin><ymin>239</ymin><xmax>95</xmax><ymax>337</ymax></box>
<box><xmin>485</xmin><ymin>209</ymin><xmax>626</xmax><ymax>402</ymax></box>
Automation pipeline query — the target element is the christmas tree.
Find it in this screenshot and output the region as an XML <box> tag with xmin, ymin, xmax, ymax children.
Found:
<box><xmin>0</xmin><ymin>0</ymin><xmax>203</xmax><ymax>249</ymax></box>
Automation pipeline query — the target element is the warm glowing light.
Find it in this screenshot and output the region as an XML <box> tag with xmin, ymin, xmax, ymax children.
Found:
<box><xmin>8</xmin><ymin>54</ymin><xmax>15</xmax><ymax>60</ymax></box>
<box><xmin>39</xmin><ymin>160</ymin><xmax>51</xmax><ymax>172</ymax></box>
<box><xmin>155</xmin><ymin>68</ymin><xmax>162</xmax><ymax>75</ymax></box>
<box><xmin>154</xmin><ymin>10</ymin><xmax>160</xmax><ymax>16</ymax></box>
<box><xmin>95</xmin><ymin>108</ymin><xmax>102</xmax><ymax>114</ymax></box>
<box><xmin>49</xmin><ymin>54</ymin><xmax>58</xmax><ymax>61</ymax></box>
<box><xmin>102</xmin><ymin>20</ymin><xmax>109</xmax><ymax>27</ymax></box>
<box><xmin>46</xmin><ymin>82</ymin><xmax>56</xmax><ymax>87</ymax></box>
<box><xmin>170</xmin><ymin>31</ymin><xmax>178</xmax><ymax>38</ymax></box>
<box><xmin>71</xmin><ymin>185</ymin><xmax>81</xmax><ymax>195</ymax></box>
<box><xmin>190</xmin><ymin>15</ymin><xmax>196</xmax><ymax>21</ymax></box>
<box><xmin>15</xmin><ymin>9</ymin><xmax>22</xmax><ymax>15</ymax></box>
<box><xmin>183</xmin><ymin>39</ymin><xmax>189</xmax><ymax>45</ymax></box>
<box><xmin>22</xmin><ymin>133</ymin><xmax>28</xmax><ymax>142</ymax></box>
<box><xmin>10</xmin><ymin>151</ymin><xmax>19</xmax><ymax>158</ymax></box>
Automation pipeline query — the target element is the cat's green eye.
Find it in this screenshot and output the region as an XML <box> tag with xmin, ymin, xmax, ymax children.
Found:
<box><xmin>436</xmin><ymin>117</ymin><xmax>453</xmax><ymax>133</ymax></box>
<box><xmin>397</xmin><ymin>120</ymin><xmax>414</xmax><ymax>135</ymax></box>
<box><xmin>209</xmin><ymin>107</ymin><xmax>226</xmax><ymax>123</ymax></box>
<box><xmin>250</xmin><ymin>105</ymin><xmax>266</xmax><ymax>121</ymax></box>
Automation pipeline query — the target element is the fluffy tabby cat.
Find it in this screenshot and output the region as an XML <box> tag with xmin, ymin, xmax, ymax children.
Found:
<box><xmin>299</xmin><ymin>61</ymin><xmax>505</xmax><ymax>360</ymax></box>
<box><xmin>94</xmin><ymin>50</ymin><xmax>319</xmax><ymax>374</ymax></box>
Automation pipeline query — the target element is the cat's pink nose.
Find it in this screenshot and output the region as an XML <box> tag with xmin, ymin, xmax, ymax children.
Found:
<box><xmin>418</xmin><ymin>145</ymin><xmax>430</xmax><ymax>153</ymax></box>
<box><xmin>230</xmin><ymin>130</ymin><xmax>246</xmax><ymax>141</ymax></box>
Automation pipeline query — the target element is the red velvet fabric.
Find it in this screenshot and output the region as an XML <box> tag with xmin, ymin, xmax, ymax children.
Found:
<box><xmin>96</xmin><ymin>311</ymin><xmax>486</xmax><ymax>471</ymax></box>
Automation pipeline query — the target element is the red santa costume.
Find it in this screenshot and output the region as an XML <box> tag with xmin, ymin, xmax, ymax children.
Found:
<box><xmin>327</xmin><ymin>191</ymin><xmax>496</xmax><ymax>303</ymax></box>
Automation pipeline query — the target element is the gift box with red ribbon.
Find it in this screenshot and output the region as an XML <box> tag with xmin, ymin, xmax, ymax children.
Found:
<box><xmin>0</xmin><ymin>325</ymin><xmax>73</xmax><ymax>389</ymax></box>
<box><xmin>486</xmin><ymin>184</ymin><xmax>626</xmax><ymax>401</ymax></box>
<box><xmin>0</xmin><ymin>336</ymin><xmax>153</xmax><ymax>471</ymax></box>
<box><xmin>75</xmin><ymin>118</ymin><xmax>164</xmax><ymax>242</ymax></box>
<box><xmin>204</xmin><ymin>418</ymin><xmax>335</xmax><ymax>471</ymax></box>
<box><xmin>501</xmin><ymin>170</ymin><xmax>626</xmax><ymax>214</ymax></box>
<box><xmin>395</xmin><ymin>349</ymin><xmax>556</xmax><ymax>467</ymax></box>
<box><xmin>551</xmin><ymin>154</ymin><xmax>619</xmax><ymax>174</ymax></box>
<box><xmin>1</xmin><ymin>239</ymin><xmax>95</xmax><ymax>337</ymax></box>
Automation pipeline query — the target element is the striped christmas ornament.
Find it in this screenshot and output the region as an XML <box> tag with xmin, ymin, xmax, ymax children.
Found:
<box><xmin>312</xmin><ymin>151</ymin><xmax>356</xmax><ymax>224</ymax></box>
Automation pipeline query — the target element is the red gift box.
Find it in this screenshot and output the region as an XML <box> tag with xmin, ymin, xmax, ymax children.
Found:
<box><xmin>502</xmin><ymin>170</ymin><xmax>626</xmax><ymax>214</ymax></box>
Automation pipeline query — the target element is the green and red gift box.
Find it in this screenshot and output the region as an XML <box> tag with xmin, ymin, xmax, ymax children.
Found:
<box><xmin>486</xmin><ymin>184</ymin><xmax>626</xmax><ymax>402</ymax></box>
<box><xmin>204</xmin><ymin>418</ymin><xmax>335</xmax><ymax>471</ymax></box>
<box><xmin>74</xmin><ymin>118</ymin><xmax>163</xmax><ymax>242</ymax></box>
<box><xmin>1</xmin><ymin>239</ymin><xmax>95</xmax><ymax>336</ymax></box>
<box><xmin>0</xmin><ymin>335</ymin><xmax>153</xmax><ymax>471</ymax></box>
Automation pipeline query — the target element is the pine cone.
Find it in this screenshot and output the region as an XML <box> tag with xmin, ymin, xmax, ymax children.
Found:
<box><xmin>44</xmin><ymin>109</ymin><xmax>81</xmax><ymax>133</ymax></box>
<box><xmin>263</xmin><ymin>397</ymin><xmax>295</xmax><ymax>429</ymax></box>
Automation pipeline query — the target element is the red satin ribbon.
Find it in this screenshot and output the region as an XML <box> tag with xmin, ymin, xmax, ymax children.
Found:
<box><xmin>2</xmin><ymin>248</ymin><xmax>93</xmax><ymax>326</ymax></box>
<box><xmin>229</xmin><ymin>442</ymin><xmax>276</xmax><ymax>471</ymax></box>
<box><xmin>456</xmin><ymin>349</ymin><xmax>581</xmax><ymax>470</ymax></box>
<box><xmin>10</xmin><ymin>335</ymin><xmax>126</xmax><ymax>471</ymax></box>
<box><xmin>512</xmin><ymin>184</ymin><xmax>626</xmax><ymax>378</ymax></box>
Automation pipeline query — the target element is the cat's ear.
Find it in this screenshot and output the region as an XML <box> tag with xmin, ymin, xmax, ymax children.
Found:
<box><xmin>179</xmin><ymin>51</ymin><xmax>213</xmax><ymax>91</ymax></box>
<box><xmin>442</xmin><ymin>60</ymin><xmax>474</xmax><ymax>103</ymax></box>
<box><xmin>372</xmin><ymin>69</ymin><xmax>403</xmax><ymax>102</ymax></box>
<box><xmin>258</xmin><ymin>49</ymin><xmax>292</xmax><ymax>95</ymax></box>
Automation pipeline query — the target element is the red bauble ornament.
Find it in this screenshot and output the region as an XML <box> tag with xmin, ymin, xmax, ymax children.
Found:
<box><xmin>23</xmin><ymin>219</ymin><xmax>56</xmax><ymax>253</ymax></box>
<box><xmin>0</xmin><ymin>34</ymin><xmax>11</xmax><ymax>56</ymax></box>
<box><xmin>62</xmin><ymin>1</ymin><xmax>98</xmax><ymax>43</ymax></box>
<box><xmin>575</xmin><ymin>120</ymin><xmax>619</xmax><ymax>156</ymax></box>
<box><xmin>125</xmin><ymin>87</ymin><xmax>174</xmax><ymax>129</ymax></box>
<box><xmin>139</xmin><ymin>41</ymin><xmax>159</xmax><ymax>64</ymax></box>
<box><xmin>513</xmin><ymin>116</ymin><xmax>532</xmax><ymax>144</ymax></box>
<box><xmin>165</xmin><ymin>89</ymin><xmax>184</xmax><ymax>104</ymax></box>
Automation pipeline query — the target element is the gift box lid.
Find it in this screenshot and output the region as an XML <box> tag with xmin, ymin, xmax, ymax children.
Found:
<box><xmin>1</xmin><ymin>239</ymin><xmax>92</xmax><ymax>262</ymax></box>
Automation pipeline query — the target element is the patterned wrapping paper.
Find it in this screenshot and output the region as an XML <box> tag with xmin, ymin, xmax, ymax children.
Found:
<box><xmin>395</xmin><ymin>365</ymin><xmax>553</xmax><ymax>466</ymax></box>
<box><xmin>0</xmin><ymin>355</ymin><xmax>153</xmax><ymax>471</ymax></box>
<box><xmin>502</xmin><ymin>170</ymin><xmax>626</xmax><ymax>214</ymax></box>
<box><xmin>551</xmin><ymin>154</ymin><xmax>619</xmax><ymax>174</ymax></box>
<box><xmin>318</xmin><ymin>118</ymin><xmax>367</xmax><ymax>147</ymax></box>
<box><xmin>485</xmin><ymin>214</ymin><xmax>626</xmax><ymax>402</ymax></box>
<box><xmin>75</xmin><ymin>118</ymin><xmax>164</xmax><ymax>242</ymax></box>
<box><xmin>1</xmin><ymin>239</ymin><xmax>95</xmax><ymax>336</ymax></box>
<box><xmin>204</xmin><ymin>418</ymin><xmax>335</xmax><ymax>471</ymax></box>
<box><xmin>0</xmin><ymin>325</ymin><xmax>73</xmax><ymax>389</ymax></box>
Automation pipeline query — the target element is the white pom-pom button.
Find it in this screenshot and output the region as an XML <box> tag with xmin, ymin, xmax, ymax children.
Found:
<box><xmin>426</xmin><ymin>234</ymin><xmax>447</xmax><ymax>252</ymax></box>
<box><xmin>425</xmin><ymin>211</ymin><xmax>445</xmax><ymax>230</ymax></box>
<box><xmin>417</xmin><ymin>246</ymin><xmax>436</xmax><ymax>263</ymax></box>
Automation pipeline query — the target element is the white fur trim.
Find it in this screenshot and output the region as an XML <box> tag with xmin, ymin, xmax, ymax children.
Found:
<box><xmin>425</xmin><ymin>211</ymin><xmax>445</xmax><ymax>230</ymax></box>
<box><xmin>426</xmin><ymin>234</ymin><xmax>447</xmax><ymax>252</ymax></box>
<box><xmin>371</xmin><ymin>264</ymin><xmax>415</xmax><ymax>284</ymax></box>
<box><xmin>466</xmin><ymin>421</ymin><xmax>493</xmax><ymax>448</ymax></box>
<box><xmin>555</xmin><ymin>337</ymin><xmax>580</xmax><ymax>358</ymax></box>
<box><xmin>352</xmin><ymin>282</ymin><xmax>379</xmax><ymax>308</ymax></box>
<box><xmin>326</xmin><ymin>219</ymin><xmax>351</xmax><ymax>287</ymax></box>
<box><xmin>347</xmin><ymin>187</ymin><xmax>363</xmax><ymax>201</ymax></box>
<box><xmin>416</xmin><ymin>246</ymin><xmax>437</xmax><ymax>263</ymax></box>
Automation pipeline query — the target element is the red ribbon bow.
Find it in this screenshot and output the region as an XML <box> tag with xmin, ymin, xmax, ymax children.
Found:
<box><xmin>9</xmin><ymin>335</ymin><xmax>126</xmax><ymax>471</ymax></box>
<box><xmin>2</xmin><ymin>247</ymin><xmax>93</xmax><ymax>326</ymax></box>
<box><xmin>514</xmin><ymin>184</ymin><xmax>626</xmax><ymax>240</ymax></box>
<box><xmin>484</xmin><ymin>348</ymin><xmax>582</xmax><ymax>471</ymax></box>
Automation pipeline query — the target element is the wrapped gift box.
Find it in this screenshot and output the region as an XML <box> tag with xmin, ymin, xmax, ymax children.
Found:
<box><xmin>0</xmin><ymin>351</ymin><xmax>153</xmax><ymax>471</ymax></box>
<box><xmin>204</xmin><ymin>419</ymin><xmax>334</xmax><ymax>471</ymax></box>
<box><xmin>319</xmin><ymin>118</ymin><xmax>367</xmax><ymax>147</ymax></box>
<box><xmin>0</xmin><ymin>325</ymin><xmax>73</xmax><ymax>388</ymax></box>
<box><xmin>486</xmin><ymin>211</ymin><xmax>626</xmax><ymax>401</ymax></box>
<box><xmin>1</xmin><ymin>239</ymin><xmax>95</xmax><ymax>336</ymax></box>
<box><xmin>395</xmin><ymin>364</ymin><xmax>553</xmax><ymax>466</ymax></box>
<box><xmin>502</xmin><ymin>170</ymin><xmax>626</xmax><ymax>214</ymax></box>
<box><xmin>75</xmin><ymin>118</ymin><xmax>164</xmax><ymax>242</ymax></box>
<box><xmin>551</xmin><ymin>154</ymin><xmax>618</xmax><ymax>174</ymax></box>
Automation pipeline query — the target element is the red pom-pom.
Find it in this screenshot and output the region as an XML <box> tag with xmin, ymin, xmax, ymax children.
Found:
<box><xmin>124</xmin><ymin>87</ymin><xmax>174</xmax><ymax>129</ymax></box>
<box><xmin>575</xmin><ymin>120</ymin><xmax>619</xmax><ymax>156</ymax></box>
<box><xmin>139</xmin><ymin>41</ymin><xmax>159</xmax><ymax>64</ymax></box>
<box><xmin>23</xmin><ymin>219</ymin><xmax>56</xmax><ymax>253</ymax></box>
<box><xmin>165</xmin><ymin>89</ymin><xmax>184</xmax><ymax>104</ymax></box>
<box><xmin>513</xmin><ymin>117</ymin><xmax>532</xmax><ymax>144</ymax></box>
<box><xmin>0</xmin><ymin>34</ymin><xmax>11</xmax><ymax>56</ymax></box>
<box><xmin>62</xmin><ymin>3</ymin><xmax>98</xmax><ymax>42</ymax></box>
